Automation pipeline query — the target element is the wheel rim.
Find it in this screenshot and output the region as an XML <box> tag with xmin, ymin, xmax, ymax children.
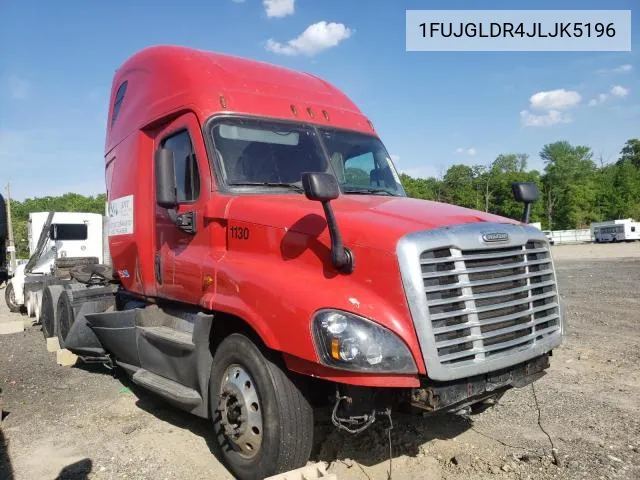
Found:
<box><xmin>8</xmin><ymin>286</ymin><xmax>16</xmax><ymax>308</ymax></box>
<box><xmin>218</xmin><ymin>364</ymin><xmax>264</xmax><ymax>459</ymax></box>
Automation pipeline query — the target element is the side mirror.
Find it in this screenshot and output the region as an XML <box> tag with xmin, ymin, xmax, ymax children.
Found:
<box><xmin>301</xmin><ymin>172</ymin><xmax>353</xmax><ymax>273</ymax></box>
<box><xmin>155</xmin><ymin>148</ymin><xmax>177</xmax><ymax>209</ymax></box>
<box><xmin>511</xmin><ymin>182</ymin><xmax>539</xmax><ymax>224</ymax></box>
<box><xmin>302</xmin><ymin>172</ymin><xmax>340</xmax><ymax>203</ymax></box>
<box><xmin>511</xmin><ymin>182</ymin><xmax>539</xmax><ymax>203</ymax></box>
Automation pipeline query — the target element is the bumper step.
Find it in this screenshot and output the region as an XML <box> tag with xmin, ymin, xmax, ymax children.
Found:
<box><xmin>132</xmin><ymin>369</ymin><xmax>202</xmax><ymax>408</ymax></box>
<box><xmin>138</xmin><ymin>326</ymin><xmax>195</xmax><ymax>351</ymax></box>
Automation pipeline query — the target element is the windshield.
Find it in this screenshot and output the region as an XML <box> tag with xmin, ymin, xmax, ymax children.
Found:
<box><xmin>210</xmin><ymin>117</ymin><xmax>405</xmax><ymax>196</ymax></box>
<box><xmin>318</xmin><ymin>127</ymin><xmax>405</xmax><ymax>196</ymax></box>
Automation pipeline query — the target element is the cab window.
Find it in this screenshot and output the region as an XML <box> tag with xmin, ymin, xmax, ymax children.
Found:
<box><xmin>161</xmin><ymin>130</ymin><xmax>201</xmax><ymax>203</ymax></box>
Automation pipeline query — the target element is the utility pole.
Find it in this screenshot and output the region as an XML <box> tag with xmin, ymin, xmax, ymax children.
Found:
<box><xmin>5</xmin><ymin>183</ymin><xmax>16</xmax><ymax>275</ymax></box>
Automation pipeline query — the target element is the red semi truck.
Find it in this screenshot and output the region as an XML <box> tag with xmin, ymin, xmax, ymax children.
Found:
<box><xmin>56</xmin><ymin>45</ymin><xmax>564</xmax><ymax>479</ymax></box>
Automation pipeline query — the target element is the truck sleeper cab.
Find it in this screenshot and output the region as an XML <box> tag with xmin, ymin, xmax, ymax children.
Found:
<box><xmin>61</xmin><ymin>45</ymin><xmax>563</xmax><ymax>480</ymax></box>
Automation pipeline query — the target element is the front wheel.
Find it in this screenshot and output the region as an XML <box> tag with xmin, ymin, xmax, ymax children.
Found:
<box><xmin>4</xmin><ymin>282</ymin><xmax>20</xmax><ymax>312</ymax></box>
<box><xmin>209</xmin><ymin>334</ymin><xmax>314</xmax><ymax>480</ymax></box>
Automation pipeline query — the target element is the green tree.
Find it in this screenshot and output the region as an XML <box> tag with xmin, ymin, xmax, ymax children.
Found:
<box><xmin>611</xmin><ymin>159</ymin><xmax>640</xmax><ymax>219</ymax></box>
<box><xmin>618</xmin><ymin>138</ymin><xmax>640</xmax><ymax>169</ymax></box>
<box><xmin>399</xmin><ymin>174</ymin><xmax>441</xmax><ymax>200</ymax></box>
<box><xmin>441</xmin><ymin>164</ymin><xmax>477</xmax><ymax>208</ymax></box>
<box><xmin>540</xmin><ymin>141</ymin><xmax>597</xmax><ymax>229</ymax></box>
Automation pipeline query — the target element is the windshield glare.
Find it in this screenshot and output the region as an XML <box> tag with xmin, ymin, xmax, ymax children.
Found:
<box><xmin>210</xmin><ymin>118</ymin><xmax>405</xmax><ymax>196</ymax></box>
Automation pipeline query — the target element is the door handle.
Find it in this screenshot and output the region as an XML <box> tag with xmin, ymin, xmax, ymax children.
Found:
<box><xmin>176</xmin><ymin>211</ymin><xmax>197</xmax><ymax>234</ymax></box>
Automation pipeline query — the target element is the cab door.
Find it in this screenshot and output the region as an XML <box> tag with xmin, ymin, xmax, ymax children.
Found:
<box><xmin>154</xmin><ymin>113</ymin><xmax>212</xmax><ymax>304</ymax></box>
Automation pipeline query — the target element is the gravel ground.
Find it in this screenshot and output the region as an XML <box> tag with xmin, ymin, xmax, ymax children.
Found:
<box><xmin>1</xmin><ymin>242</ymin><xmax>639</xmax><ymax>480</ymax></box>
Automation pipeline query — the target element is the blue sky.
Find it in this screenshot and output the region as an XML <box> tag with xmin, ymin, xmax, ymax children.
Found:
<box><xmin>1</xmin><ymin>0</ymin><xmax>638</xmax><ymax>200</ymax></box>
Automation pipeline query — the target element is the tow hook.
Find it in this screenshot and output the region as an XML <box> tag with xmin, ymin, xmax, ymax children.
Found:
<box><xmin>330</xmin><ymin>390</ymin><xmax>392</xmax><ymax>435</ymax></box>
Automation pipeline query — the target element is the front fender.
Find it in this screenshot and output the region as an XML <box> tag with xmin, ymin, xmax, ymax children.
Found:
<box><xmin>201</xmin><ymin>238</ymin><xmax>426</xmax><ymax>378</ymax></box>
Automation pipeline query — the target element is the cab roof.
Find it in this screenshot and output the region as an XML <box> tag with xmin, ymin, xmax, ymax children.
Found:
<box><xmin>105</xmin><ymin>45</ymin><xmax>375</xmax><ymax>154</ymax></box>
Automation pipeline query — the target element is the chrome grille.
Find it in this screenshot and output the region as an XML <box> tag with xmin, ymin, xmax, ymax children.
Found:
<box><xmin>422</xmin><ymin>241</ymin><xmax>559</xmax><ymax>365</ymax></box>
<box><xmin>397</xmin><ymin>222</ymin><xmax>563</xmax><ymax>381</ymax></box>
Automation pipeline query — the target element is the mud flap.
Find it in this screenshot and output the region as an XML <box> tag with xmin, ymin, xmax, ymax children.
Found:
<box><xmin>64</xmin><ymin>313</ymin><xmax>106</xmax><ymax>358</ymax></box>
<box><xmin>85</xmin><ymin>309</ymin><xmax>140</xmax><ymax>368</ymax></box>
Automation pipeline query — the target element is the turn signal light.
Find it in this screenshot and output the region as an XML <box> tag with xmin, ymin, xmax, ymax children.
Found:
<box><xmin>331</xmin><ymin>338</ymin><xmax>340</xmax><ymax>360</ymax></box>
<box><xmin>203</xmin><ymin>274</ymin><xmax>214</xmax><ymax>290</ymax></box>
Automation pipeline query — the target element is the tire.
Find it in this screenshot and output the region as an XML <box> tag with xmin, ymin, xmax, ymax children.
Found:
<box><xmin>4</xmin><ymin>283</ymin><xmax>20</xmax><ymax>312</ymax></box>
<box><xmin>55</xmin><ymin>257</ymin><xmax>99</xmax><ymax>269</ymax></box>
<box><xmin>56</xmin><ymin>290</ymin><xmax>75</xmax><ymax>349</ymax></box>
<box><xmin>70</xmin><ymin>264</ymin><xmax>113</xmax><ymax>284</ymax></box>
<box><xmin>40</xmin><ymin>285</ymin><xmax>64</xmax><ymax>338</ymax></box>
<box><xmin>209</xmin><ymin>334</ymin><xmax>314</xmax><ymax>480</ymax></box>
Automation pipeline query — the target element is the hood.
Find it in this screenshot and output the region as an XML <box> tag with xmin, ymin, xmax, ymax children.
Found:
<box><xmin>227</xmin><ymin>194</ymin><xmax>519</xmax><ymax>252</ymax></box>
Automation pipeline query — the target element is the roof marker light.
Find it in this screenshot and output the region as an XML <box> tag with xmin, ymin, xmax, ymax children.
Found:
<box><xmin>322</xmin><ymin>110</ymin><xmax>330</xmax><ymax>121</ymax></box>
<box><xmin>290</xmin><ymin>104</ymin><xmax>298</xmax><ymax>116</ymax></box>
<box><xmin>306</xmin><ymin>107</ymin><xmax>315</xmax><ymax>118</ymax></box>
<box><xmin>219</xmin><ymin>95</ymin><xmax>228</xmax><ymax>109</ymax></box>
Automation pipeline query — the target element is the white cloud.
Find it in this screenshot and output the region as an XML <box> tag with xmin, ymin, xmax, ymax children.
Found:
<box><xmin>610</xmin><ymin>85</ymin><xmax>629</xmax><ymax>98</ymax></box>
<box><xmin>588</xmin><ymin>93</ymin><xmax>609</xmax><ymax>106</ymax></box>
<box><xmin>265</xmin><ymin>21</ymin><xmax>353</xmax><ymax>56</ymax></box>
<box><xmin>263</xmin><ymin>0</ymin><xmax>294</xmax><ymax>18</ymax></box>
<box><xmin>587</xmin><ymin>86</ymin><xmax>629</xmax><ymax>106</ymax></box>
<box><xmin>6</xmin><ymin>75</ymin><xmax>30</xmax><ymax>99</ymax></box>
<box><xmin>389</xmin><ymin>154</ymin><xmax>400</xmax><ymax>163</ymax></box>
<box><xmin>598</xmin><ymin>64</ymin><xmax>633</xmax><ymax>75</ymax></box>
<box><xmin>529</xmin><ymin>89</ymin><xmax>581</xmax><ymax>111</ymax></box>
<box><xmin>614</xmin><ymin>64</ymin><xmax>633</xmax><ymax>73</ymax></box>
<box><xmin>455</xmin><ymin>147</ymin><xmax>477</xmax><ymax>157</ymax></box>
<box><xmin>520</xmin><ymin>110</ymin><xmax>572</xmax><ymax>127</ymax></box>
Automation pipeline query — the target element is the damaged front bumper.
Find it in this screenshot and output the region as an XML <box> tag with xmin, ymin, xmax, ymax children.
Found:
<box><xmin>411</xmin><ymin>354</ymin><xmax>550</xmax><ymax>413</ymax></box>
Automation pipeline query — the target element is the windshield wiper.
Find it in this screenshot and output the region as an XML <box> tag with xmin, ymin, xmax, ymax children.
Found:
<box><xmin>343</xmin><ymin>187</ymin><xmax>398</xmax><ymax>196</ymax></box>
<box><xmin>228</xmin><ymin>182</ymin><xmax>304</xmax><ymax>192</ymax></box>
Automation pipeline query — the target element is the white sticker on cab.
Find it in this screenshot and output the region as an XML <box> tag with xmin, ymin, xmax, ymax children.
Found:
<box><xmin>108</xmin><ymin>195</ymin><xmax>134</xmax><ymax>236</ymax></box>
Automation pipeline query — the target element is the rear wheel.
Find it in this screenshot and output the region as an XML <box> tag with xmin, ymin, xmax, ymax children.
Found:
<box><xmin>4</xmin><ymin>283</ymin><xmax>20</xmax><ymax>312</ymax></box>
<box><xmin>209</xmin><ymin>334</ymin><xmax>314</xmax><ymax>480</ymax></box>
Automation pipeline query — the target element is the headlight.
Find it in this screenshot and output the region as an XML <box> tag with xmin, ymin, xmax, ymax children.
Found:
<box><xmin>311</xmin><ymin>309</ymin><xmax>417</xmax><ymax>373</ymax></box>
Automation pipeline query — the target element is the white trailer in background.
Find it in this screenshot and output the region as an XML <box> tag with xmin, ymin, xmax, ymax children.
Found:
<box><xmin>5</xmin><ymin>212</ymin><xmax>104</xmax><ymax>326</ymax></box>
<box><xmin>591</xmin><ymin>218</ymin><xmax>640</xmax><ymax>243</ymax></box>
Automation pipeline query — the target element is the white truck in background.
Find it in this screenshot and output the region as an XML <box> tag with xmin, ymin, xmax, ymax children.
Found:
<box><xmin>5</xmin><ymin>212</ymin><xmax>105</xmax><ymax>331</ymax></box>
<box><xmin>592</xmin><ymin>218</ymin><xmax>640</xmax><ymax>243</ymax></box>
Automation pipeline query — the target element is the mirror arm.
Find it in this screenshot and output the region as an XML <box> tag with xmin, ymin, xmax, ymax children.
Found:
<box><xmin>321</xmin><ymin>201</ymin><xmax>354</xmax><ymax>273</ymax></box>
<box><xmin>522</xmin><ymin>203</ymin><xmax>532</xmax><ymax>224</ymax></box>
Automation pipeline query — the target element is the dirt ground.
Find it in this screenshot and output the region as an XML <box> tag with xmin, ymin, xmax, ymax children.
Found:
<box><xmin>1</xmin><ymin>242</ymin><xmax>639</xmax><ymax>480</ymax></box>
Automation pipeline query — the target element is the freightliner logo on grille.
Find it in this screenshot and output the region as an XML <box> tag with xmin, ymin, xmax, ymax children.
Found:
<box><xmin>482</xmin><ymin>232</ymin><xmax>509</xmax><ymax>243</ymax></box>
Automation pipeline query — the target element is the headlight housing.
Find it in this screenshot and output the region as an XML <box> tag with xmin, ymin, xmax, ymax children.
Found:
<box><xmin>311</xmin><ymin>309</ymin><xmax>417</xmax><ymax>373</ymax></box>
